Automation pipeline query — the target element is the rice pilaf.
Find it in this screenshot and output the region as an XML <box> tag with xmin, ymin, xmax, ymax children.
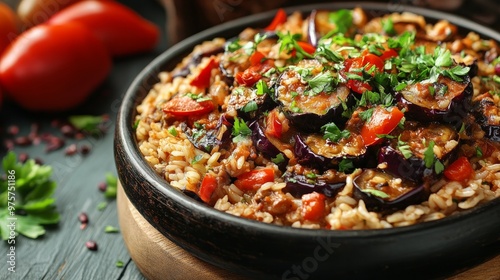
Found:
<box><xmin>135</xmin><ymin>7</ymin><xmax>500</xmax><ymax>229</ymax></box>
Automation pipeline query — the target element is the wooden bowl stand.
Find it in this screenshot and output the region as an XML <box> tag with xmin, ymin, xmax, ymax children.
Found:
<box><xmin>117</xmin><ymin>181</ymin><xmax>500</xmax><ymax>280</ymax></box>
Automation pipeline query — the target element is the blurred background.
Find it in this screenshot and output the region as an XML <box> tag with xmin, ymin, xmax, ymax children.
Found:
<box><xmin>3</xmin><ymin>0</ymin><xmax>499</xmax><ymax>45</ymax></box>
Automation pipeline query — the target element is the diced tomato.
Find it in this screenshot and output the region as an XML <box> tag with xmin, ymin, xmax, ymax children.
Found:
<box><xmin>291</xmin><ymin>41</ymin><xmax>316</xmax><ymax>57</ymax></box>
<box><xmin>190</xmin><ymin>58</ymin><xmax>218</xmax><ymax>88</ymax></box>
<box><xmin>444</xmin><ymin>157</ymin><xmax>474</xmax><ymax>182</ymax></box>
<box><xmin>347</xmin><ymin>79</ymin><xmax>372</xmax><ymax>94</ymax></box>
<box><xmin>163</xmin><ymin>96</ymin><xmax>214</xmax><ymax>117</ymax></box>
<box><xmin>265</xmin><ymin>111</ymin><xmax>282</xmax><ymax>138</ymax></box>
<box><xmin>301</xmin><ymin>192</ymin><xmax>326</xmax><ymax>221</ymax></box>
<box><xmin>360</xmin><ymin>107</ymin><xmax>404</xmax><ymax>146</ymax></box>
<box><xmin>379</xmin><ymin>48</ymin><xmax>398</xmax><ymax>61</ymax></box>
<box><xmin>235</xmin><ymin>60</ymin><xmax>274</xmax><ymax>87</ymax></box>
<box><xmin>199</xmin><ymin>173</ymin><xmax>218</xmax><ymax>203</ymax></box>
<box><xmin>234</xmin><ymin>167</ymin><xmax>275</xmax><ymax>191</ymax></box>
<box><xmin>264</xmin><ymin>8</ymin><xmax>287</xmax><ymax>31</ymax></box>
<box><xmin>361</xmin><ymin>54</ymin><xmax>384</xmax><ymax>72</ymax></box>
<box><xmin>249</xmin><ymin>51</ymin><xmax>266</xmax><ymax>66</ymax></box>
<box><xmin>343</xmin><ymin>53</ymin><xmax>384</xmax><ymax>94</ymax></box>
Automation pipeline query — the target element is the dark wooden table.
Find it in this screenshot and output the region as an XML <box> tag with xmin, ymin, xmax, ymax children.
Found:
<box><xmin>0</xmin><ymin>1</ymin><xmax>167</xmax><ymax>279</ymax></box>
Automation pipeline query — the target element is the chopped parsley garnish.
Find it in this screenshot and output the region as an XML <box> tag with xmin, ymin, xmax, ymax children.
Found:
<box><xmin>362</xmin><ymin>189</ymin><xmax>390</xmax><ymax>199</ymax></box>
<box><xmin>241</xmin><ymin>101</ymin><xmax>258</xmax><ymax>113</ymax></box>
<box><xmin>381</xmin><ymin>17</ymin><xmax>396</xmax><ymax>35</ymax></box>
<box><xmin>1</xmin><ymin>152</ymin><xmax>60</xmax><ymax>240</ymax></box>
<box><xmin>424</xmin><ymin>140</ymin><xmax>436</xmax><ymax>168</ymax></box>
<box><xmin>305</xmin><ymin>172</ymin><xmax>318</xmax><ymax>179</ymax></box>
<box><xmin>271</xmin><ymin>154</ymin><xmax>285</xmax><ymax>164</ymax></box>
<box><xmin>321</xmin><ymin>122</ymin><xmax>350</xmax><ymax>142</ymax></box>
<box><xmin>338</xmin><ymin>158</ymin><xmax>354</xmax><ymax>173</ymax></box>
<box><xmin>359</xmin><ymin>108</ymin><xmax>374</xmax><ymax>122</ymax></box>
<box><xmin>307</xmin><ymin>71</ymin><xmax>337</xmax><ymax>94</ymax></box>
<box><xmin>256</xmin><ymin>80</ymin><xmax>270</xmax><ymax>95</ymax></box>
<box><xmin>397</xmin><ymin>136</ymin><xmax>413</xmax><ymax>159</ymax></box>
<box><xmin>278</xmin><ymin>32</ymin><xmax>314</xmax><ymax>60</ymax></box>
<box><xmin>185</xmin><ymin>93</ymin><xmax>212</xmax><ymax>102</ymax></box>
<box><xmin>423</xmin><ymin>140</ymin><xmax>444</xmax><ymax>174</ymax></box>
<box><xmin>232</xmin><ymin>117</ymin><xmax>252</xmax><ymax>142</ymax></box>
<box><xmin>328</xmin><ymin>9</ymin><xmax>353</xmax><ymax>34</ymax></box>
<box><xmin>168</xmin><ymin>126</ymin><xmax>178</xmax><ymax>136</ymax></box>
<box><xmin>476</xmin><ymin>146</ymin><xmax>483</xmax><ymax>158</ymax></box>
<box><xmin>191</xmin><ymin>154</ymin><xmax>204</xmax><ymax>164</ymax></box>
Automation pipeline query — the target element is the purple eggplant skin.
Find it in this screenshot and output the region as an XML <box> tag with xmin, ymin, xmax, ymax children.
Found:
<box><xmin>182</xmin><ymin>114</ymin><xmax>233</xmax><ymax>153</ymax></box>
<box><xmin>293</xmin><ymin>133</ymin><xmax>368</xmax><ymax>171</ymax></box>
<box><xmin>352</xmin><ymin>169</ymin><xmax>429</xmax><ymax>212</ymax></box>
<box><xmin>307</xmin><ymin>10</ymin><xmax>319</xmax><ymax>47</ymax></box>
<box><xmin>275</xmin><ymin>67</ymin><xmax>355</xmax><ymax>132</ymax></box>
<box><xmin>283</xmin><ymin>172</ymin><xmax>346</xmax><ymax>198</ymax></box>
<box><xmin>227</xmin><ymin>86</ymin><xmax>278</xmax><ymax>121</ymax></box>
<box><xmin>249</xmin><ymin>118</ymin><xmax>288</xmax><ymax>171</ymax></box>
<box><xmin>378</xmin><ymin>146</ymin><xmax>433</xmax><ymax>183</ymax></box>
<box><xmin>474</xmin><ymin>98</ymin><xmax>500</xmax><ymax>142</ymax></box>
<box><xmin>396</xmin><ymin>75</ymin><xmax>473</xmax><ymax>129</ymax></box>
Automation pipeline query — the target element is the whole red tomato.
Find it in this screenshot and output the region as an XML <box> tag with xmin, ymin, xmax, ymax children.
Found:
<box><xmin>0</xmin><ymin>2</ymin><xmax>18</xmax><ymax>55</ymax></box>
<box><xmin>47</xmin><ymin>1</ymin><xmax>159</xmax><ymax>57</ymax></box>
<box><xmin>0</xmin><ymin>22</ymin><xmax>112</xmax><ymax>112</ymax></box>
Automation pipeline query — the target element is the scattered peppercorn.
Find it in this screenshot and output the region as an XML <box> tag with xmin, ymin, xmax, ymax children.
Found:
<box><xmin>78</xmin><ymin>212</ymin><xmax>89</xmax><ymax>224</ymax></box>
<box><xmin>80</xmin><ymin>144</ymin><xmax>91</xmax><ymax>155</ymax></box>
<box><xmin>98</xmin><ymin>182</ymin><xmax>107</xmax><ymax>192</ymax></box>
<box><xmin>14</xmin><ymin>136</ymin><xmax>32</xmax><ymax>146</ymax></box>
<box><xmin>85</xmin><ymin>240</ymin><xmax>98</xmax><ymax>251</ymax></box>
<box><xmin>495</xmin><ymin>64</ymin><xmax>500</xmax><ymax>76</ymax></box>
<box><xmin>65</xmin><ymin>143</ymin><xmax>78</xmax><ymax>156</ymax></box>
<box><xmin>18</xmin><ymin>152</ymin><xmax>29</xmax><ymax>163</ymax></box>
<box><xmin>7</xmin><ymin>125</ymin><xmax>19</xmax><ymax>136</ymax></box>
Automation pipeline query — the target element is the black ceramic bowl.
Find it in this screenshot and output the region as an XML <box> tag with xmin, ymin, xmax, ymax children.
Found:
<box><xmin>115</xmin><ymin>3</ymin><xmax>500</xmax><ymax>279</ymax></box>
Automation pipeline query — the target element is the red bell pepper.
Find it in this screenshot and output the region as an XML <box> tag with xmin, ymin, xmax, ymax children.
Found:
<box><xmin>444</xmin><ymin>157</ymin><xmax>474</xmax><ymax>182</ymax></box>
<box><xmin>199</xmin><ymin>173</ymin><xmax>218</xmax><ymax>203</ymax></box>
<box><xmin>190</xmin><ymin>58</ymin><xmax>218</xmax><ymax>88</ymax></box>
<box><xmin>301</xmin><ymin>192</ymin><xmax>326</xmax><ymax>221</ymax></box>
<box><xmin>264</xmin><ymin>8</ymin><xmax>287</xmax><ymax>31</ymax></box>
<box><xmin>234</xmin><ymin>167</ymin><xmax>275</xmax><ymax>191</ymax></box>
<box><xmin>162</xmin><ymin>96</ymin><xmax>214</xmax><ymax>117</ymax></box>
<box><xmin>360</xmin><ymin>107</ymin><xmax>404</xmax><ymax>146</ymax></box>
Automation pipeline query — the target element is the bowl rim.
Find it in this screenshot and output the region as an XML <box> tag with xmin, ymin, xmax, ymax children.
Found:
<box><xmin>117</xmin><ymin>1</ymin><xmax>500</xmax><ymax>239</ymax></box>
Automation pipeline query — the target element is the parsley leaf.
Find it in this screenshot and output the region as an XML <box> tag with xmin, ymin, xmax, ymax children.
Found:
<box><xmin>0</xmin><ymin>151</ymin><xmax>60</xmax><ymax>240</ymax></box>
<box><xmin>232</xmin><ymin>117</ymin><xmax>252</xmax><ymax>142</ymax></box>
<box><xmin>104</xmin><ymin>172</ymin><xmax>118</xmax><ymax>199</ymax></box>
<box><xmin>321</xmin><ymin>122</ymin><xmax>350</xmax><ymax>142</ymax></box>
<box><xmin>362</xmin><ymin>189</ymin><xmax>390</xmax><ymax>199</ymax></box>
<box><xmin>307</xmin><ymin>72</ymin><xmax>337</xmax><ymax>95</ymax></box>
<box><xmin>397</xmin><ymin>136</ymin><xmax>413</xmax><ymax>159</ymax></box>
<box><xmin>424</xmin><ymin>140</ymin><xmax>436</xmax><ymax>169</ymax></box>
<box><xmin>338</xmin><ymin>158</ymin><xmax>354</xmax><ymax>173</ymax></box>
<box><xmin>328</xmin><ymin>9</ymin><xmax>353</xmax><ymax>34</ymax></box>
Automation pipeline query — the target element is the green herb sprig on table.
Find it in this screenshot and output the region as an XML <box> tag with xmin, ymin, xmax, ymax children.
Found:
<box><xmin>0</xmin><ymin>151</ymin><xmax>60</xmax><ymax>240</ymax></box>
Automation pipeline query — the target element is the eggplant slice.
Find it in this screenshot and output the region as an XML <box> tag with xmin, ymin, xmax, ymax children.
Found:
<box><xmin>378</xmin><ymin>122</ymin><xmax>459</xmax><ymax>183</ymax></box>
<box><xmin>294</xmin><ymin>132</ymin><xmax>366</xmax><ymax>171</ymax></box>
<box><xmin>397</xmin><ymin>75</ymin><xmax>472</xmax><ymax>128</ymax></box>
<box><xmin>283</xmin><ymin>171</ymin><xmax>346</xmax><ymax>198</ymax></box>
<box><xmin>275</xmin><ymin>59</ymin><xmax>353</xmax><ymax>132</ymax></box>
<box><xmin>474</xmin><ymin>95</ymin><xmax>500</xmax><ymax>142</ymax></box>
<box><xmin>353</xmin><ymin>169</ymin><xmax>429</xmax><ymax>212</ymax></box>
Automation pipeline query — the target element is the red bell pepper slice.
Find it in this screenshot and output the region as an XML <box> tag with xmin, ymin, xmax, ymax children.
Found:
<box><xmin>199</xmin><ymin>173</ymin><xmax>218</xmax><ymax>203</ymax></box>
<box><xmin>444</xmin><ymin>157</ymin><xmax>474</xmax><ymax>182</ymax></box>
<box><xmin>234</xmin><ymin>167</ymin><xmax>275</xmax><ymax>191</ymax></box>
<box><xmin>360</xmin><ymin>106</ymin><xmax>404</xmax><ymax>146</ymax></box>
<box><xmin>249</xmin><ymin>51</ymin><xmax>266</xmax><ymax>66</ymax></box>
<box><xmin>163</xmin><ymin>96</ymin><xmax>214</xmax><ymax>117</ymax></box>
<box><xmin>301</xmin><ymin>192</ymin><xmax>326</xmax><ymax>221</ymax></box>
<box><xmin>265</xmin><ymin>110</ymin><xmax>282</xmax><ymax>138</ymax></box>
<box><xmin>264</xmin><ymin>8</ymin><xmax>287</xmax><ymax>31</ymax></box>
<box><xmin>190</xmin><ymin>58</ymin><xmax>218</xmax><ymax>88</ymax></box>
